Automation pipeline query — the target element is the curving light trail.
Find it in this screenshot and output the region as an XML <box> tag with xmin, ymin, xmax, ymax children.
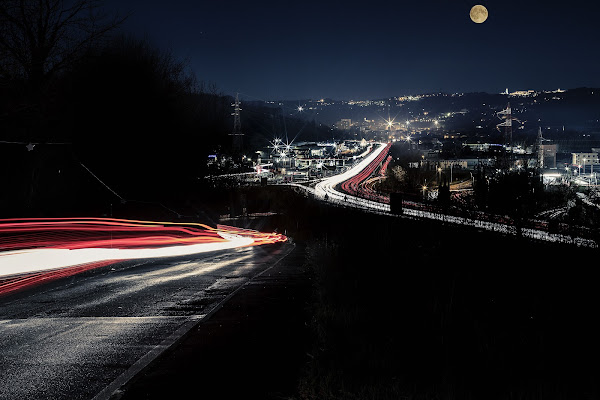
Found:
<box><xmin>291</xmin><ymin>143</ymin><xmax>597</xmax><ymax>248</ymax></box>
<box><xmin>0</xmin><ymin>218</ymin><xmax>287</xmax><ymax>294</ymax></box>
<box><xmin>314</xmin><ymin>142</ymin><xmax>391</xmax><ymax>203</ymax></box>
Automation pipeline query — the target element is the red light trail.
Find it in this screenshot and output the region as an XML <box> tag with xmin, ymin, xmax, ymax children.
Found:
<box><xmin>0</xmin><ymin>217</ymin><xmax>287</xmax><ymax>296</ymax></box>
<box><xmin>339</xmin><ymin>143</ymin><xmax>392</xmax><ymax>203</ymax></box>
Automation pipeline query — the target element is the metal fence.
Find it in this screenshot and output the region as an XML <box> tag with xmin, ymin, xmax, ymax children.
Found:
<box><xmin>287</xmin><ymin>182</ymin><xmax>598</xmax><ymax>249</ymax></box>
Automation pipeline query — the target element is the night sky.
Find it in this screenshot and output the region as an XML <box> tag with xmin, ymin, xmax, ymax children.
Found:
<box><xmin>102</xmin><ymin>0</ymin><xmax>600</xmax><ymax>101</ymax></box>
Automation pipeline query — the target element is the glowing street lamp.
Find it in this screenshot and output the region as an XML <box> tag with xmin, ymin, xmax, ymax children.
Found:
<box><xmin>270</xmin><ymin>138</ymin><xmax>282</xmax><ymax>154</ymax></box>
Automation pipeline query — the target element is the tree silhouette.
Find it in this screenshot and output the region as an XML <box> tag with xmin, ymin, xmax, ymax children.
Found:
<box><xmin>0</xmin><ymin>1</ymin><xmax>125</xmax><ymax>215</ymax></box>
<box><xmin>438</xmin><ymin>175</ymin><xmax>450</xmax><ymax>210</ymax></box>
<box><xmin>0</xmin><ymin>0</ymin><xmax>124</xmax><ymax>97</ymax></box>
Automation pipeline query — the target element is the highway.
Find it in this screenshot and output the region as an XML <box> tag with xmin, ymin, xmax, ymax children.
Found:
<box><xmin>290</xmin><ymin>142</ymin><xmax>597</xmax><ymax>248</ymax></box>
<box><xmin>0</xmin><ymin>218</ymin><xmax>290</xmax><ymax>399</ymax></box>
<box><xmin>313</xmin><ymin>142</ymin><xmax>390</xmax><ymax>204</ymax></box>
<box><xmin>0</xmin><ymin>241</ymin><xmax>294</xmax><ymax>400</ymax></box>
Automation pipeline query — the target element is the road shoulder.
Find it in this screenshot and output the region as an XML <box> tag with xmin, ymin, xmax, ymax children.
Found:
<box><xmin>111</xmin><ymin>242</ymin><xmax>311</xmax><ymax>399</ymax></box>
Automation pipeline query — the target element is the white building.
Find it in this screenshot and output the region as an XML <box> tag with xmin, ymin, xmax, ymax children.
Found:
<box><xmin>572</xmin><ymin>152</ymin><xmax>599</xmax><ymax>173</ymax></box>
<box><xmin>572</xmin><ymin>153</ymin><xmax>599</xmax><ymax>165</ymax></box>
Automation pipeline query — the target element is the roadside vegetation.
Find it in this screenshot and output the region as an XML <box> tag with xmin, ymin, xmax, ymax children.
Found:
<box><xmin>0</xmin><ymin>0</ymin><xmax>336</xmax><ymax>220</ymax></box>
<box><xmin>281</xmin><ymin>197</ymin><xmax>600</xmax><ymax>400</ymax></box>
<box><xmin>376</xmin><ymin>142</ymin><xmax>600</xmax><ymax>234</ymax></box>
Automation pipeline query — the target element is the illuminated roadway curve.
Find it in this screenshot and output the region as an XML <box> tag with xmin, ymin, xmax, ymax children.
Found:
<box><xmin>313</xmin><ymin>142</ymin><xmax>390</xmax><ymax>206</ymax></box>
<box><xmin>290</xmin><ymin>143</ymin><xmax>597</xmax><ymax>248</ymax></box>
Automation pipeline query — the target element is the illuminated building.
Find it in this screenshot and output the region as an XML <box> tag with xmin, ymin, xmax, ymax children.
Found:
<box><xmin>572</xmin><ymin>152</ymin><xmax>599</xmax><ymax>173</ymax></box>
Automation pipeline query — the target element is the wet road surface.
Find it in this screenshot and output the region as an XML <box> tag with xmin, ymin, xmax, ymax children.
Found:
<box><xmin>0</xmin><ymin>242</ymin><xmax>294</xmax><ymax>400</ymax></box>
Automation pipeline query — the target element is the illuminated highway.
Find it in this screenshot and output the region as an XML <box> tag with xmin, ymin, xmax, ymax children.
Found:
<box><xmin>313</xmin><ymin>142</ymin><xmax>390</xmax><ymax>204</ymax></box>
<box><xmin>0</xmin><ymin>217</ymin><xmax>290</xmax><ymax>399</ymax></box>
<box><xmin>291</xmin><ymin>142</ymin><xmax>597</xmax><ymax>248</ymax></box>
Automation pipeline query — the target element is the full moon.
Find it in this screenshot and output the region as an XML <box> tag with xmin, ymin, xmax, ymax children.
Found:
<box><xmin>470</xmin><ymin>5</ymin><xmax>488</xmax><ymax>23</ymax></box>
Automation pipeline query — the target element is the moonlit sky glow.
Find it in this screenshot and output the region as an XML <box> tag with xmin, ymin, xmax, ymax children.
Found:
<box><xmin>103</xmin><ymin>0</ymin><xmax>600</xmax><ymax>100</ymax></box>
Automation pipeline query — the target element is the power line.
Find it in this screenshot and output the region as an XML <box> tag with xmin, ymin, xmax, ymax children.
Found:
<box><xmin>79</xmin><ymin>162</ymin><xmax>125</xmax><ymax>201</ymax></box>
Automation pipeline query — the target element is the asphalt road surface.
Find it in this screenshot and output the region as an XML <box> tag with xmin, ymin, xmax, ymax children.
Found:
<box><xmin>0</xmin><ymin>242</ymin><xmax>294</xmax><ymax>400</ymax></box>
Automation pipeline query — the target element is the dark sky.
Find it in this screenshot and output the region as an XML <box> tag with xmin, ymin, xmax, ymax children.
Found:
<box><xmin>102</xmin><ymin>0</ymin><xmax>600</xmax><ymax>101</ymax></box>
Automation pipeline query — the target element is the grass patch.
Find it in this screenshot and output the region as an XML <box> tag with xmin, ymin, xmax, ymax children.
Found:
<box><xmin>292</xmin><ymin>203</ymin><xmax>600</xmax><ymax>400</ymax></box>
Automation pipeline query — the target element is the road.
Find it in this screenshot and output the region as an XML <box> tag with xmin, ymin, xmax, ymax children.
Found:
<box><xmin>289</xmin><ymin>143</ymin><xmax>597</xmax><ymax>248</ymax></box>
<box><xmin>0</xmin><ymin>242</ymin><xmax>294</xmax><ymax>400</ymax></box>
<box><xmin>313</xmin><ymin>142</ymin><xmax>389</xmax><ymax>204</ymax></box>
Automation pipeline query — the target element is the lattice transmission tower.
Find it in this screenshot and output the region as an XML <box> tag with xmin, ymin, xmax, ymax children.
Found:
<box><xmin>496</xmin><ymin>102</ymin><xmax>520</xmax><ymax>171</ymax></box>
<box><xmin>230</xmin><ymin>93</ymin><xmax>244</xmax><ymax>152</ymax></box>
<box><xmin>536</xmin><ymin>126</ymin><xmax>544</xmax><ymax>170</ymax></box>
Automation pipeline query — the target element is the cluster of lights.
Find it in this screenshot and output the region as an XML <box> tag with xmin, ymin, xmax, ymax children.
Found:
<box><xmin>269</xmin><ymin>137</ymin><xmax>293</xmax><ymax>158</ymax></box>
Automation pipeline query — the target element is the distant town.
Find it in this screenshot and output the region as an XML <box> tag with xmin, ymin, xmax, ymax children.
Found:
<box><xmin>208</xmin><ymin>87</ymin><xmax>600</xmax><ymax>193</ymax></box>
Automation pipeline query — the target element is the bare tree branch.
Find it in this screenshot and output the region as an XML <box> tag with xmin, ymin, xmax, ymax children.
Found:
<box><xmin>0</xmin><ymin>0</ymin><xmax>125</xmax><ymax>91</ymax></box>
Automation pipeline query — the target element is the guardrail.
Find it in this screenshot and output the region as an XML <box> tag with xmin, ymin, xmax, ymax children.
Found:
<box><xmin>290</xmin><ymin>183</ymin><xmax>597</xmax><ymax>248</ymax></box>
<box><xmin>286</xmin><ymin>145</ymin><xmax>598</xmax><ymax>249</ymax></box>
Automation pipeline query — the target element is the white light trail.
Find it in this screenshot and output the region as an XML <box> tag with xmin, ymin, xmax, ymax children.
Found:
<box><xmin>314</xmin><ymin>142</ymin><xmax>387</xmax><ymax>202</ymax></box>
<box><xmin>0</xmin><ymin>233</ymin><xmax>253</xmax><ymax>278</ymax></box>
<box><xmin>290</xmin><ymin>142</ymin><xmax>597</xmax><ymax>248</ymax></box>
